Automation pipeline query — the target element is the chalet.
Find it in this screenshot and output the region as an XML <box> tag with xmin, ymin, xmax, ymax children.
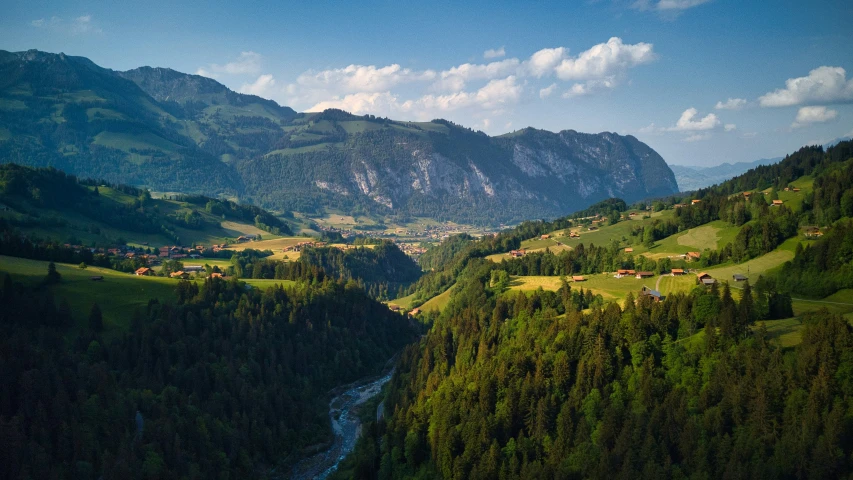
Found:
<box><xmin>629</xmin><ymin>212</ymin><xmax>637</xmax><ymax>217</ymax></box>
<box><xmin>572</xmin><ymin>276</ymin><xmax>586</xmax><ymax>282</ymax></box>
<box><xmin>170</xmin><ymin>271</ymin><xmax>189</xmax><ymax>279</ymax></box>
<box><xmin>701</xmin><ymin>278</ymin><xmax>716</xmax><ymax>287</ymax></box>
<box><xmin>134</xmin><ymin>267</ymin><xmax>152</xmax><ymax>276</ymax></box>
<box><xmin>641</xmin><ymin>286</ymin><xmax>665</xmax><ymax>302</ymax></box>
<box><xmin>792</xmin><ymin>187</ymin><xmax>801</xmax><ymax>192</ymax></box>
<box><xmin>673</xmin><ymin>203</ymin><xmax>687</xmax><ymax>208</ymax></box>
<box><xmin>409</xmin><ymin>308</ymin><xmax>421</xmax><ymax>316</ymax></box>
<box><xmin>671</xmin><ymin>268</ymin><xmax>685</xmax><ymax>276</ymax></box>
<box><xmin>209</xmin><ymin>272</ymin><xmax>224</xmax><ymax>279</ymax></box>
<box><xmin>772</xmin><ymin>200</ymin><xmax>784</xmax><ymax>206</ymax></box>
<box><xmin>696</xmin><ymin>272</ymin><xmax>713</xmax><ymax>282</ymax></box>
<box><xmin>510</xmin><ymin>249</ymin><xmax>526</xmax><ymax>258</ymax></box>
<box><xmin>635</xmin><ymin>271</ymin><xmax>654</xmax><ymax>279</ymax></box>
<box><xmin>804</xmin><ymin>226</ymin><xmax>824</xmax><ymax>238</ymax></box>
<box><xmin>687</xmin><ymin>251</ymin><xmax>701</xmax><ymax>260</ymax></box>
<box><xmin>388</xmin><ymin>304</ymin><xmax>400</xmax><ymax>312</ymax></box>
<box><xmin>541</xmin><ymin>234</ymin><xmax>551</xmax><ymax>240</ymax></box>
<box><xmin>691</xmin><ymin>199</ymin><xmax>702</xmax><ymax>205</ymax></box>
<box><xmin>624</xmin><ymin>247</ymin><xmax>634</xmax><ymax>253</ymax></box>
<box><xmin>569</xmin><ymin>232</ymin><xmax>580</xmax><ymax>238</ymax></box>
<box><xmin>743</xmin><ymin>191</ymin><xmax>751</xmax><ymax>198</ymax></box>
<box><xmin>90</xmin><ymin>276</ymin><xmax>104</xmax><ymax>281</ymax></box>
<box><xmin>732</xmin><ymin>274</ymin><xmax>748</xmax><ymax>282</ymax></box>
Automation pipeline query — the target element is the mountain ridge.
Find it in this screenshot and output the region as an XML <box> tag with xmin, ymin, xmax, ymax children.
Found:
<box><xmin>0</xmin><ymin>49</ymin><xmax>678</xmax><ymax>224</ymax></box>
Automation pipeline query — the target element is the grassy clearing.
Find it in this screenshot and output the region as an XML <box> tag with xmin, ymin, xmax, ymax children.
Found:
<box><xmin>0</xmin><ymin>255</ymin><xmax>177</xmax><ymax>334</ymax></box>
<box><xmin>388</xmin><ymin>293</ymin><xmax>417</xmax><ymax>310</ymax></box>
<box><xmin>215</xmin><ymin>237</ymin><xmax>307</xmax><ymax>259</ymax></box>
<box><xmin>420</xmin><ymin>287</ymin><xmax>454</xmax><ymax>313</ymax></box>
<box><xmin>509</xmin><ymin>273</ymin><xmax>667</xmax><ymax>304</ymax></box>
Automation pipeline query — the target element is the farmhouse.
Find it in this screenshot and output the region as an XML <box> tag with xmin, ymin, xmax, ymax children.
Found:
<box><xmin>641</xmin><ymin>286</ymin><xmax>665</xmax><ymax>302</ymax></box>
<box><xmin>686</xmin><ymin>251</ymin><xmax>701</xmax><ymax>260</ymax></box>
<box><xmin>572</xmin><ymin>276</ymin><xmax>586</xmax><ymax>282</ymax></box>
<box><xmin>134</xmin><ymin>267</ymin><xmax>152</xmax><ymax>276</ymax></box>
<box><xmin>696</xmin><ymin>272</ymin><xmax>713</xmax><ymax>282</ymax></box>
<box><xmin>624</xmin><ymin>247</ymin><xmax>634</xmax><ymax>253</ymax></box>
<box><xmin>170</xmin><ymin>271</ymin><xmax>189</xmax><ymax>279</ymax></box>
<box><xmin>569</xmin><ymin>232</ymin><xmax>580</xmax><ymax>238</ymax></box>
<box><xmin>510</xmin><ymin>249</ymin><xmax>526</xmax><ymax>258</ymax></box>
<box><xmin>541</xmin><ymin>234</ymin><xmax>550</xmax><ymax>240</ymax></box>
<box><xmin>743</xmin><ymin>192</ymin><xmax>751</xmax><ymax>198</ymax></box>
<box><xmin>701</xmin><ymin>278</ymin><xmax>716</xmax><ymax>287</ymax></box>
<box><xmin>772</xmin><ymin>200</ymin><xmax>784</xmax><ymax>206</ymax></box>
<box><xmin>691</xmin><ymin>199</ymin><xmax>702</xmax><ymax>205</ymax></box>
<box><xmin>732</xmin><ymin>274</ymin><xmax>748</xmax><ymax>282</ymax></box>
<box><xmin>209</xmin><ymin>272</ymin><xmax>224</xmax><ymax>279</ymax></box>
<box><xmin>635</xmin><ymin>271</ymin><xmax>654</xmax><ymax>279</ymax></box>
<box><xmin>671</xmin><ymin>268</ymin><xmax>685</xmax><ymax>276</ymax></box>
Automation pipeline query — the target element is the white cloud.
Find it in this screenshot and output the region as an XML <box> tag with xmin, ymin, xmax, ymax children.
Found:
<box><xmin>554</xmin><ymin>37</ymin><xmax>655</xmax><ymax>81</ymax></box>
<box><xmin>562</xmin><ymin>77</ymin><xmax>617</xmax><ymax>98</ymax></box>
<box><xmin>791</xmin><ymin>106</ymin><xmax>838</xmax><ymax>128</ymax></box>
<box><xmin>715</xmin><ymin>98</ymin><xmax>746</xmax><ymax>110</ymax></box>
<box><xmin>668</xmin><ymin>107</ymin><xmax>721</xmax><ymax>131</ymax></box>
<box><xmin>632</xmin><ymin>0</ymin><xmax>712</xmax><ymax>11</ymax></box>
<box><xmin>539</xmin><ymin>83</ymin><xmax>558</xmax><ymax>99</ymax></box>
<box><xmin>306</xmin><ymin>76</ymin><xmax>524</xmax><ymax>119</ymax></box>
<box><xmin>759</xmin><ymin>66</ymin><xmax>853</xmax><ymax>107</ymax></box>
<box><xmin>483</xmin><ymin>47</ymin><xmax>506</xmax><ymax>59</ymax></box>
<box><xmin>525</xmin><ymin>47</ymin><xmax>568</xmax><ymax>78</ymax></box>
<box><xmin>724</xmin><ymin>123</ymin><xmax>736</xmax><ymax>132</ymax></box>
<box><xmin>239</xmin><ymin>74</ymin><xmax>276</xmax><ymax>96</ymax></box>
<box><xmin>196</xmin><ymin>52</ymin><xmax>263</xmax><ymax>78</ymax></box>
<box><xmin>299</xmin><ymin>63</ymin><xmax>436</xmax><ymax>94</ymax></box>
<box><xmin>433</xmin><ymin>59</ymin><xmax>519</xmax><ymax>91</ymax></box>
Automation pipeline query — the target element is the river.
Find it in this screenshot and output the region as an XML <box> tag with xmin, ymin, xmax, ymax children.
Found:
<box><xmin>289</xmin><ymin>369</ymin><xmax>394</xmax><ymax>479</ymax></box>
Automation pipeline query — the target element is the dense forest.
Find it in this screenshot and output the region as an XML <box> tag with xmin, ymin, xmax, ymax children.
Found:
<box><xmin>0</xmin><ymin>272</ymin><xmax>419</xmax><ymax>479</ymax></box>
<box><xmin>337</xmin><ymin>258</ymin><xmax>849</xmax><ymax>479</ymax></box>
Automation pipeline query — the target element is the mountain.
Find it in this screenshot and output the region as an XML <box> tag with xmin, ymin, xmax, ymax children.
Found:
<box><xmin>0</xmin><ymin>49</ymin><xmax>678</xmax><ymax>224</ymax></box>
<box><xmin>669</xmin><ymin>157</ymin><xmax>782</xmax><ymax>192</ymax></box>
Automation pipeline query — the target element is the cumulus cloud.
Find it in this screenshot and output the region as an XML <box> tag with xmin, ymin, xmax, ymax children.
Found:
<box><xmin>239</xmin><ymin>74</ymin><xmax>276</xmax><ymax>96</ymax></box>
<box><xmin>433</xmin><ymin>59</ymin><xmax>519</xmax><ymax>92</ymax></box>
<box><xmin>668</xmin><ymin>107</ymin><xmax>721</xmax><ymax>131</ymax></box>
<box><xmin>554</xmin><ymin>37</ymin><xmax>655</xmax><ymax>81</ymax></box>
<box><xmin>539</xmin><ymin>83</ymin><xmax>558</xmax><ymax>99</ymax></box>
<box><xmin>483</xmin><ymin>47</ymin><xmax>506</xmax><ymax>59</ymax></box>
<box><xmin>724</xmin><ymin>123</ymin><xmax>737</xmax><ymax>132</ymax></box>
<box><xmin>759</xmin><ymin>66</ymin><xmax>853</xmax><ymax>107</ymax></box>
<box><xmin>298</xmin><ymin>63</ymin><xmax>436</xmax><ymax>94</ymax></box>
<box><xmin>196</xmin><ymin>51</ymin><xmax>262</xmax><ymax>78</ymax></box>
<box><xmin>306</xmin><ymin>76</ymin><xmax>524</xmax><ymax>119</ymax></box>
<box><xmin>791</xmin><ymin>106</ymin><xmax>838</xmax><ymax>128</ymax></box>
<box><xmin>525</xmin><ymin>47</ymin><xmax>568</xmax><ymax>78</ymax></box>
<box><xmin>562</xmin><ymin>77</ymin><xmax>617</xmax><ymax>98</ymax></box>
<box><xmin>715</xmin><ymin>98</ymin><xmax>747</xmax><ymax>110</ymax></box>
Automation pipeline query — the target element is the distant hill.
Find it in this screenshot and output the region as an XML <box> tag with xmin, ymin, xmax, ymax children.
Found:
<box><xmin>669</xmin><ymin>157</ymin><xmax>782</xmax><ymax>192</ymax></box>
<box><xmin>0</xmin><ymin>49</ymin><xmax>678</xmax><ymax>225</ymax></box>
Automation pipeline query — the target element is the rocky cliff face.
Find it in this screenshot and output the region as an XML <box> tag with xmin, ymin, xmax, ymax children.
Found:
<box><xmin>0</xmin><ymin>50</ymin><xmax>678</xmax><ymax>225</ymax></box>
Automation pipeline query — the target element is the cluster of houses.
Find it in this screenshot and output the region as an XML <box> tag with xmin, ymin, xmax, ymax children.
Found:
<box><xmin>614</xmin><ymin>269</ymin><xmax>655</xmax><ymax>279</ymax></box>
<box><xmin>135</xmin><ymin>264</ymin><xmax>223</xmax><ymax>280</ymax></box>
<box><xmin>283</xmin><ymin>240</ymin><xmax>326</xmax><ymax>253</ymax></box>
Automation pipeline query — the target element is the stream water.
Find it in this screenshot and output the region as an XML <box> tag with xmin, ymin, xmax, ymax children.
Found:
<box><xmin>289</xmin><ymin>370</ymin><xmax>394</xmax><ymax>479</ymax></box>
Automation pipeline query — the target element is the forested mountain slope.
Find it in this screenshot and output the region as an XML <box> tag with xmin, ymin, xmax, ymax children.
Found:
<box><xmin>0</xmin><ymin>49</ymin><xmax>678</xmax><ymax>224</ymax></box>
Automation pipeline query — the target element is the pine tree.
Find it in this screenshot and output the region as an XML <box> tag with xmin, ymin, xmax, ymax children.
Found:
<box><xmin>88</xmin><ymin>303</ymin><xmax>103</xmax><ymax>332</ymax></box>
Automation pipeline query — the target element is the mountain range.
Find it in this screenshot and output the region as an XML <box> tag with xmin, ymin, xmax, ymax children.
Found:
<box><xmin>0</xmin><ymin>49</ymin><xmax>678</xmax><ymax>224</ymax></box>
<box><xmin>668</xmin><ymin>157</ymin><xmax>783</xmax><ymax>192</ymax></box>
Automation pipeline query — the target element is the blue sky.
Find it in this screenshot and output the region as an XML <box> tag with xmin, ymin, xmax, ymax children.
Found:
<box><xmin>2</xmin><ymin>0</ymin><xmax>852</xmax><ymax>166</ymax></box>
